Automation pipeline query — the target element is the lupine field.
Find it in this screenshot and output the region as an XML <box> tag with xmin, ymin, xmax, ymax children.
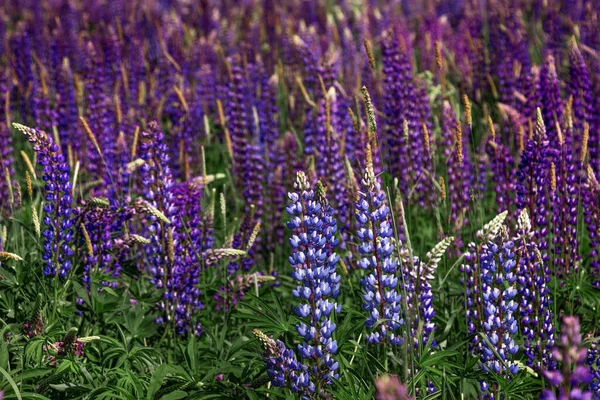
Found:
<box><xmin>3</xmin><ymin>0</ymin><xmax>600</xmax><ymax>399</ymax></box>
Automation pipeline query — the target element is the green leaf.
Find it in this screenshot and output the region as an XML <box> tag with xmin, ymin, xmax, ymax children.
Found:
<box><xmin>0</xmin><ymin>328</ymin><xmax>8</xmax><ymax>370</ymax></box>
<box><xmin>161</xmin><ymin>391</ymin><xmax>189</xmax><ymax>400</ymax></box>
<box><xmin>5</xmin><ymin>393</ymin><xmax>51</xmax><ymax>400</ymax></box>
<box><xmin>147</xmin><ymin>364</ymin><xmax>178</xmax><ymax>399</ymax></box>
<box><xmin>0</xmin><ymin>367</ymin><xmax>22</xmax><ymax>400</ymax></box>
<box><xmin>13</xmin><ymin>368</ymin><xmax>52</xmax><ymax>383</ymax></box>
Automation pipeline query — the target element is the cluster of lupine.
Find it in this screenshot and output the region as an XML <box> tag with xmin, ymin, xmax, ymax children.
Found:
<box><xmin>462</xmin><ymin>214</ymin><xmax>520</xmax><ymax>398</ymax></box>
<box><xmin>462</xmin><ymin>210</ymin><xmax>556</xmax><ymax>396</ymax></box>
<box><xmin>3</xmin><ymin>0</ymin><xmax>600</xmax><ymax>398</ymax></box>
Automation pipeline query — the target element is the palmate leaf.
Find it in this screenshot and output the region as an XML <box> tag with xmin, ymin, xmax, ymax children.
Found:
<box><xmin>147</xmin><ymin>364</ymin><xmax>191</xmax><ymax>399</ymax></box>
<box><xmin>232</xmin><ymin>293</ymin><xmax>294</xmax><ymax>335</ymax></box>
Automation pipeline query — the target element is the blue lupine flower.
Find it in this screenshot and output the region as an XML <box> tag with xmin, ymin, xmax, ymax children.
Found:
<box><xmin>478</xmin><ymin>238</ymin><xmax>519</xmax><ymax>394</ymax></box>
<box><xmin>139</xmin><ymin>121</ymin><xmax>176</xmax><ymax>291</ymax></box>
<box><xmin>586</xmin><ymin>341</ymin><xmax>600</xmax><ymax>399</ymax></box>
<box><xmin>463</xmin><ymin>226</ymin><xmax>520</xmax><ymax>397</ymax></box>
<box><xmin>515</xmin><ymin>209</ymin><xmax>554</xmax><ymax>371</ymax></box>
<box><xmin>287</xmin><ymin>172</ymin><xmax>341</xmax><ymax>392</ymax></box>
<box><xmin>254</xmin><ymin>329</ymin><xmax>311</xmax><ymax>394</ymax></box>
<box><xmin>14</xmin><ymin>123</ymin><xmax>74</xmax><ymax>278</ymax></box>
<box><xmin>356</xmin><ymin>145</ymin><xmax>403</xmax><ymax>346</ymax></box>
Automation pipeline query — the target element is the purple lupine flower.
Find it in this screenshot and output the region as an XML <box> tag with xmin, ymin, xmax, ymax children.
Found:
<box><xmin>522</xmin><ymin>65</ymin><xmax>541</xmax><ymax>127</ymax></box>
<box><xmin>14</xmin><ymin>123</ymin><xmax>74</xmax><ymax>278</ymax></box>
<box><xmin>44</xmin><ymin>328</ymin><xmax>86</xmax><ymax>366</ymax></box>
<box><xmin>381</xmin><ymin>29</ymin><xmax>429</xmax><ymax>198</ymax></box>
<box><xmin>253</xmin><ymin>329</ymin><xmax>311</xmax><ymax>394</ymax></box>
<box><xmin>416</xmin><ymin>14</ymin><xmax>442</xmax><ymax>74</ymax></box>
<box><xmin>167</xmin><ymin>182</ymin><xmax>209</xmax><ymax>335</ymax></box>
<box><xmin>225</xmin><ymin>60</ymin><xmax>264</xmax><ymax>268</ymax></box>
<box><xmin>139</xmin><ymin>121</ymin><xmax>175</xmax><ymax>284</ymax></box>
<box><xmin>516</xmin><ymin>108</ymin><xmax>551</xmax><ymax>258</ymax></box>
<box><xmin>55</xmin><ymin>59</ymin><xmax>80</xmax><ymax>158</ymax></box>
<box><xmin>486</xmin><ymin>124</ymin><xmax>516</xmax><ymax>216</ymax></box>
<box><xmin>550</xmin><ymin>123</ymin><xmax>580</xmax><ymax>278</ymax></box>
<box><xmin>138</xmin><ymin>121</ymin><xmax>190</xmax><ymax>331</ymax></box>
<box><xmin>541</xmin><ymin>316</ymin><xmax>593</xmax><ymax>400</ymax></box>
<box><xmin>375</xmin><ymin>375</ymin><xmax>413</xmax><ymax>400</ymax></box>
<box><xmin>313</xmin><ymin>88</ymin><xmax>350</xmax><ymax>249</ymax></box>
<box><xmin>583</xmin><ymin>167</ymin><xmax>600</xmax><ymax>287</ymax></box>
<box><xmin>23</xmin><ymin>294</ymin><xmax>44</xmax><ymax>338</ymax></box>
<box><xmin>539</xmin><ymin>54</ymin><xmax>564</xmax><ymax>156</ymax></box>
<box><xmin>78</xmin><ymin>204</ymin><xmax>118</xmax><ymax>289</ymax></box>
<box><xmin>10</xmin><ymin>27</ymin><xmax>35</xmax><ymax>117</ymax></box>
<box><xmin>356</xmin><ymin>146</ymin><xmax>403</xmax><ymax>346</ymax></box>
<box><xmin>441</xmin><ymin>102</ymin><xmax>473</xmax><ymax>242</ymax></box>
<box><xmin>381</xmin><ymin>30</ymin><xmax>405</xmax><ymax>176</ymax></box>
<box><xmin>265</xmin><ymin>166</ymin><xmax>286</xmax><ymax>256</ymax></box>
<box><xmin>287</xmin><ymin>172</ymin><xmax>341</xmax><ymax>393</ymax></box>
<box><xmin>83</xmin><ymin>42</ymin><xmax>118</xmax><ymax>186</ymax></box>
<box><xmin>413</xmin><ymin>78</ymin><xmax>437</xmax><ymax>208</ymax></box>
<box><xmin>31</xmin><ymin>76</ymin><xmax>57</xmax><ymax>137</ymax></box>
<box><xmin>568</xmin><ymin>42</ymin><xmax>594</xmax><ymax>153</ymax></box>
<box><xmin>514</xmin><ymin>209</ymin><xmax>555</xmax><ymax>371</ymax></box>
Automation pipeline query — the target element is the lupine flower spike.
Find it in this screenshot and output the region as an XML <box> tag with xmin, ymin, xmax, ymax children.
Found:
<box><xmin>287</xmin><ymin>172</ymin><xmax>341</xmax><ymax>394</ymax></box>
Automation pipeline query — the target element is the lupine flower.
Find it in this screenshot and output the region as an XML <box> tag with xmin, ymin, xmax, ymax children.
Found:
<box><xmin>381</xmin><ymin>30</ymin><xmax>410</xmax><ymax>183</ymax></box>
<box><xmin>253</xmin><ymin>329</ymin><xmax>310</xmax><ymax>394</ymax></box>
<box><xmin>78</xmin><ymin>204</ymin><xmax>119</xmax><ymax>288</ymax></box>
<box><xmin>516</xmin><ymin>108</ymin><xmax>551</xmax><ymax>258</ymax></box>
<box><xmin>587</xmin><ymin>341</ymin><xmax>600</xmax><ymax>398</ymax></box>
<box><xmin>313</xmin><ymin>88</ymin><xmax>350</xmax><ymax>248</ymax></box>
<box><xmin>478</xmin><ymin>236</ymin><xmax>520</xmax><ymax>394</ymax></box>
<box><xmin>356</xmin><ymin>145</ymin><xmax>403</xmax><ymax>346</ymax></box>
<box><xmin>137</xmin><ymin>121</ymin><xmax>203</xmax><ymax>333</ymax></box>
<box><xmin>381</xmin><ymin>29</ymin><xmax>432</xmax><ymax>204</ymax></box>
<box><xmin>462</xmin><ymin>213</ymin><xmax>520</xmax><ymax>396</ymax></box>
<box><xmin>13</xmin><ymin>123</ymin><xmax>74</xmax><ymax>278</ymax></box>
<box><xmin>568</xmin><ymin>41</ymin><xmax>594</xmax><ymax>160</ymax></box>
<box><xmin>486</xmin><ymin>119</ymin><xmax>516</xmax><ymax>215</ymax></box>
<box><xmin>55</xmin><ymin>59</ymin><xmax>80</xmax><ymax>158</ymax></box>
<box><xmin>550</xmin><ymin>119</ymin><xmax>580</xmax><ymax>277</ymax></box>
<box><xmin>139</xmin><ymin>121</ymin><xmax>175</xmax><ymax>289</ymax></box>
<box><xmin>43</xmin><ymin>328</ymin><xmax>86</xmax><ymax>366</ymax></box>
<box><xmin>514</xmin><ymin>209</ymin><xmax>555</xmax><ymax>371</ymax></box>
<box><xmin>441</xmin><ymin>102</ymin><xmax>473</xmax><ymax>242</ymax></box>
<box><xmin>541</xmin><ymin>316</ymin><xmax>593</xmax><ymax>400</ymax></box>
<box><xmin>404</xmin><ymin>236</ymin><xmax>453</xmax><ymax>349</ymax></box>
<box><xmin>582</xmin><ymin>167</ymin><xmax>600</xmax><ymax>286</ymax></box>
<box><xmin>168</xmin><ymin>182</ymin><xmax>210</xmax><ymax>335</ymax></box>
<box><xmin>287</xmin><ymin>172</ymin><xmax>341</xmax><ymax>393</ymax></box>
<box><xmin>375</xmin><ymin>375</ymin><xmax>413</xmax><ymax>400</ymax></box>
<box><xmin>539</xmin><ymin>54</ymin><xmax>564</xmax><ymax>156</ymax></box>
<box><xmin>225</xmin><ymin>60</ymin><xmax>264</xmax><ymax>269</ymax></box>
